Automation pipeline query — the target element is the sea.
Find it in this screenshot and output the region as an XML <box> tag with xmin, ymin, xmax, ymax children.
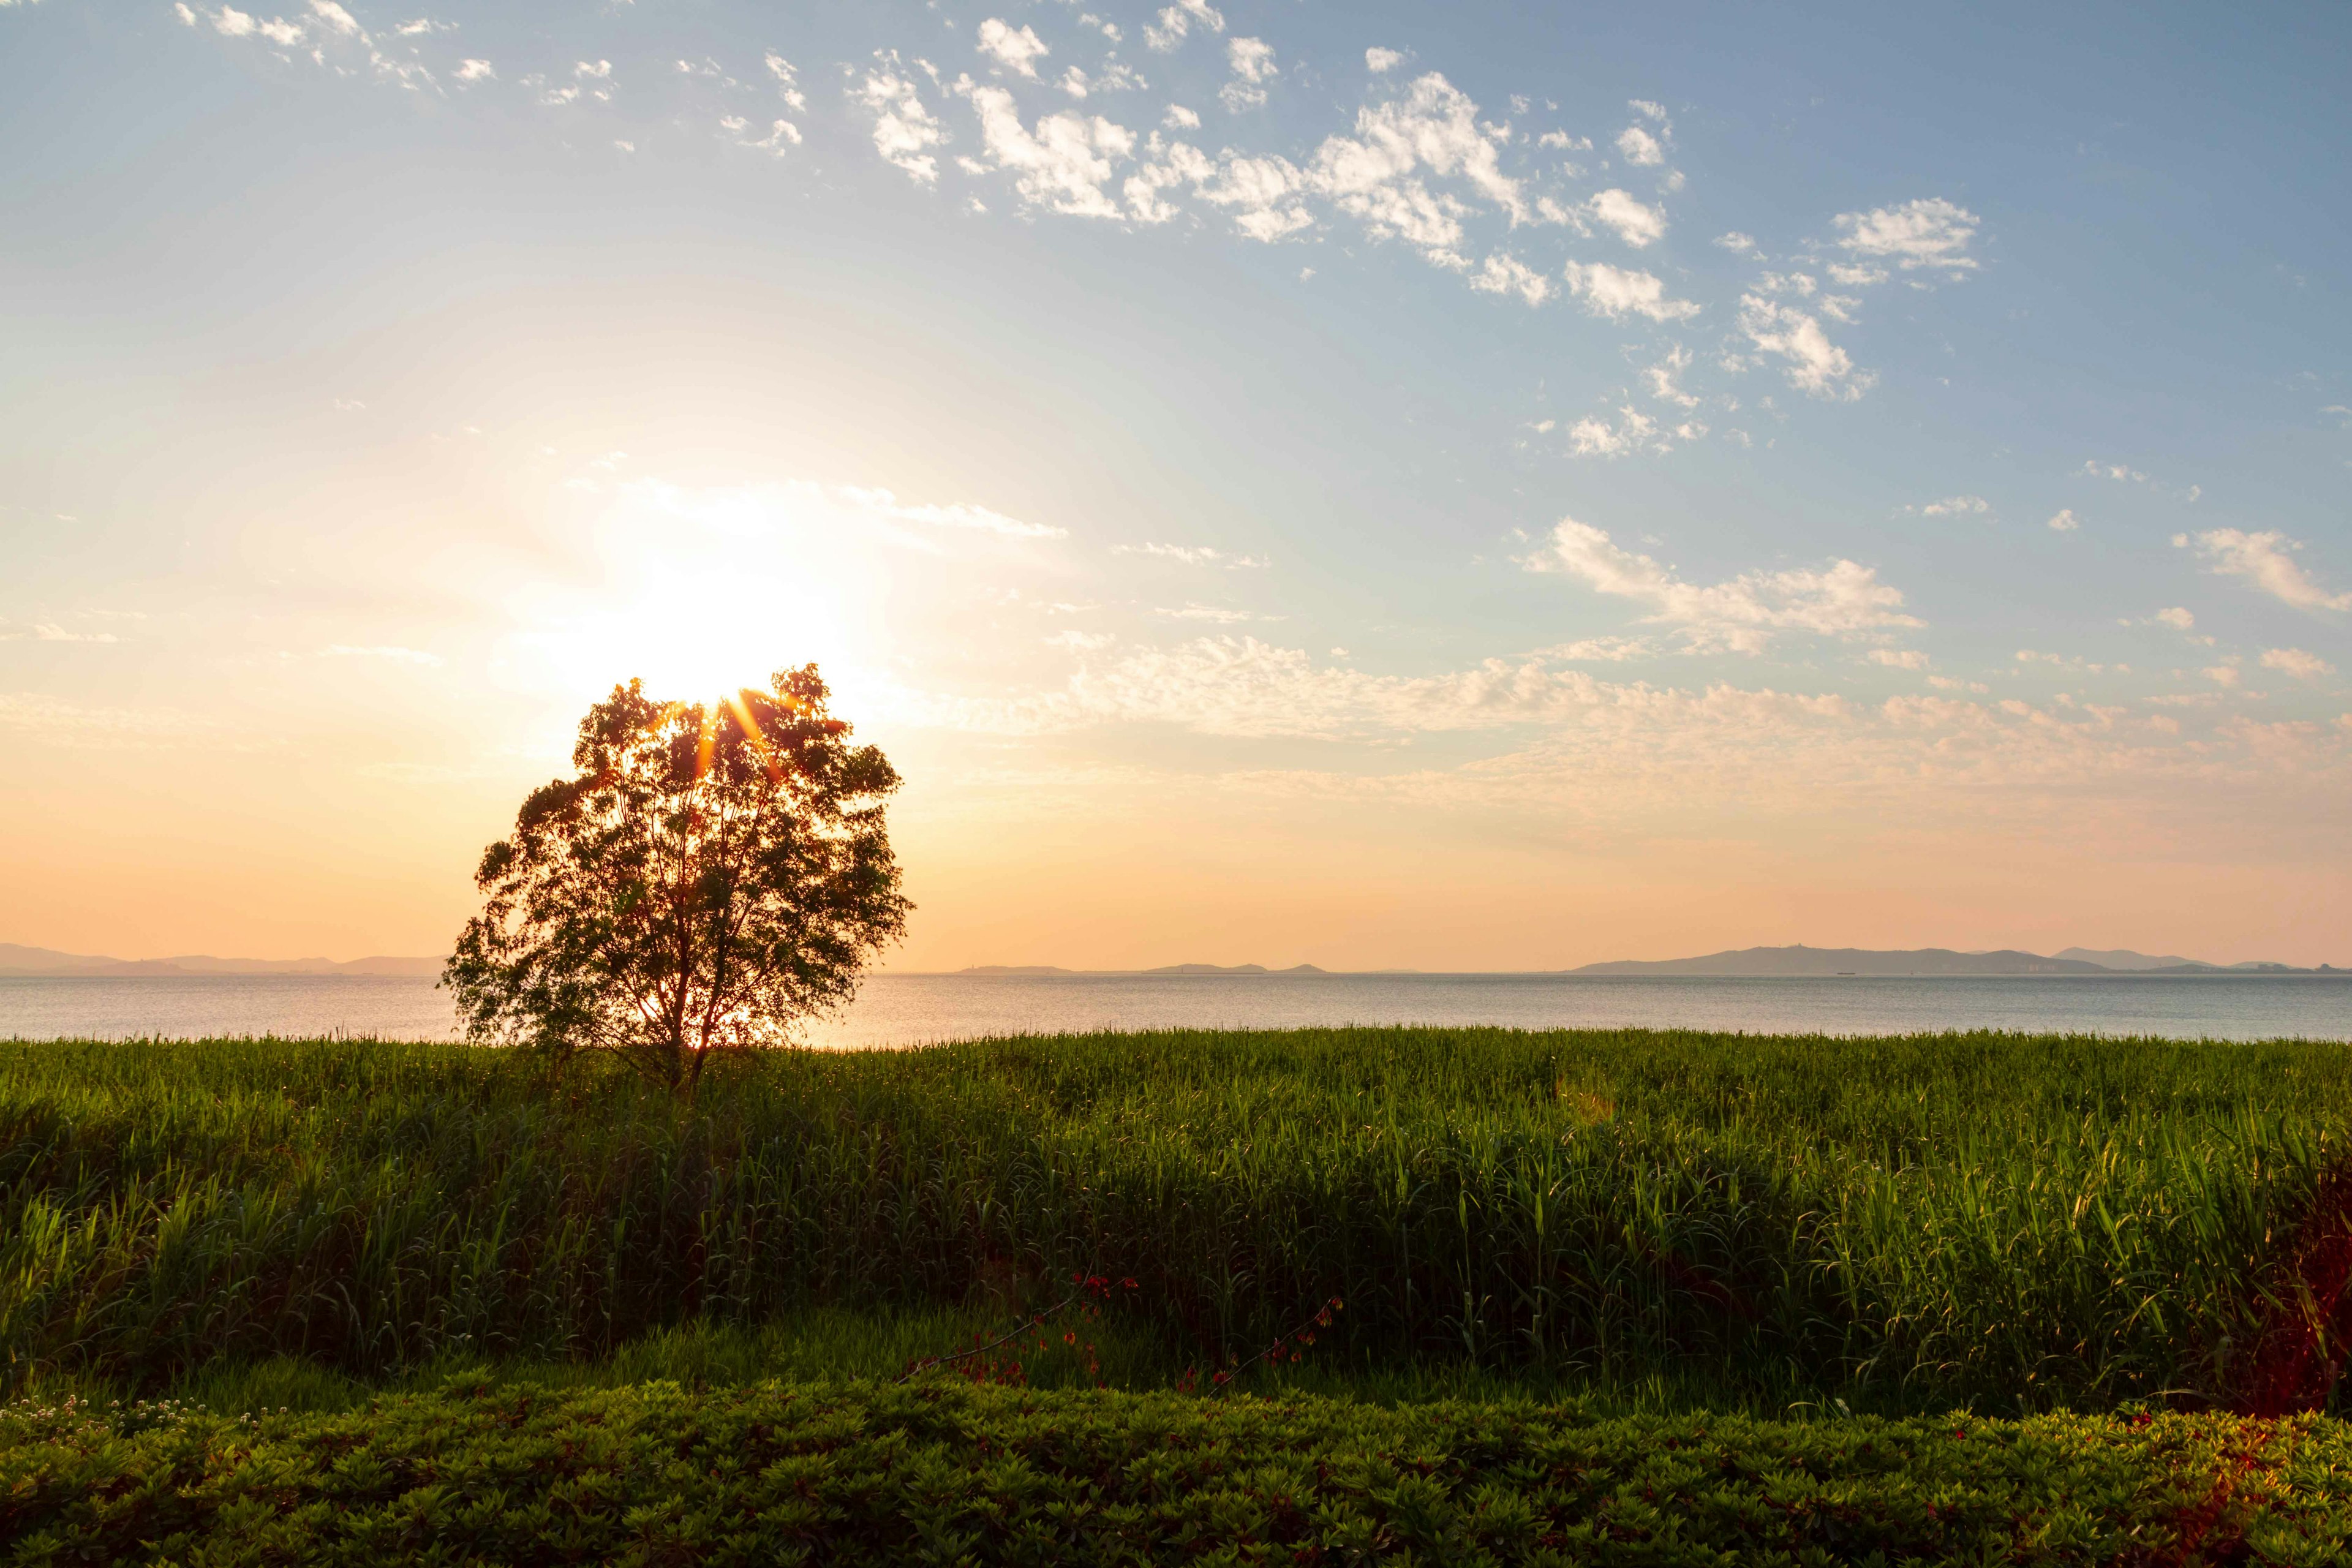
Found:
<box><xmin>1</xmin><ymin>971</ymin><xmax>2348</xmax><ymax>1045</ymax></box>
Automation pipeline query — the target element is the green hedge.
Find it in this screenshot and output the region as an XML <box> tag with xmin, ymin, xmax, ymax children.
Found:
<box><xmin>4</xmin><ymin>1381</ymin><xmax>2346</xmax><ymax>1565</ymax></box>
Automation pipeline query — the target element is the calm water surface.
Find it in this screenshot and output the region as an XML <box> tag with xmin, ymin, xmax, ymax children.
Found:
<box><xmin>2</xmin><ymin>972</ymin><xmax>2347</xmax><ymax>1044</ymax></box>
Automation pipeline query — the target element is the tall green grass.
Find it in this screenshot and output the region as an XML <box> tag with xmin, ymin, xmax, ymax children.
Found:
<box><xmin>2</xmin><ymin>1028</ymin><xmax>2344</xmax><ymax>1412</ymax></box>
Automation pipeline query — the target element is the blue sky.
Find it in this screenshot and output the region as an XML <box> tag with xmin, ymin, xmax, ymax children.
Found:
<box><xmin>2</xmin><ymin>0</ymin><xmax>2348</xmax><ymax>966</ymax></box>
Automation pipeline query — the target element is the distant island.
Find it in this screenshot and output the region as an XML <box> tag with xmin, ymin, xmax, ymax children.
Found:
<box><xmin>0</xmin><ymin>944</ymin><xmax>441</xmax><ymax>978</ymax></box>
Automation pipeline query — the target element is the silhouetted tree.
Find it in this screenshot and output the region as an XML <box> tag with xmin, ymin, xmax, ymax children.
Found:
<box><xmin>445</xmin><ymin>665</ymin><xmax>908</xmax><ymax>1092</ymax></box>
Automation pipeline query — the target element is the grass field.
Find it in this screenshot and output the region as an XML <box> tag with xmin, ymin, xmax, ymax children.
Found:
<box><xmin>4</xmin><ymin>1026</ymin><xmax>2348</xmax><ymax>1418</ymax></box>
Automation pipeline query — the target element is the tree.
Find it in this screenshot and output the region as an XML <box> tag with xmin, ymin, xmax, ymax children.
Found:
<box><xmin>445</xmin><ymin>665</ymin><xmax>910</xmax><ymax>1092</ymax></box>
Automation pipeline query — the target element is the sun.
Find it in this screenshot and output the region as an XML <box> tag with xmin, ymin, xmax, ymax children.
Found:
<box><xmin>495</xmin><ymin>482</ymin><xmax>869</xmax><ymax>711</ymax></box>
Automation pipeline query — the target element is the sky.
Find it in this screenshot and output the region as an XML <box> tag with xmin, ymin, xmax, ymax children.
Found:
<box><xmin>2</xmin><ymin>0</ymin><xmax>2349</xmax><ymax>970</ymax></box>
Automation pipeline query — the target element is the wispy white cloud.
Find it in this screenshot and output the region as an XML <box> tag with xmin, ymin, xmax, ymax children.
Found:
<box><xmin>1470</xmin><ymin>253</ymin><xmax>1554</xmax><ymax>306</ymax></box>
<box><xmin>1615</xmin><ymin>124</ymin><xmax>1664</xmax><ymax>166</ymax></box>
<box><xmin>2262</xmin><ymin>647</ymin><xmax>2335</xmax><ymax>679</ymax></box>
<box><xmin>965</xmin><ymin>86</ymin><xmax>1134</xmax><ymax>217</ymax></box>
<box><xmin>1566</xmin><ymin>406</ymin><xmax>1661</xmax><ymax>459</ymax></box>
<box><xmin>1585</xmin><ymin>187</ymin><xmax>1664</xmax><ymax>247</ymax></box>
<box><xmin>2046</xmin><ymin>508</ymin><xmax>2079</xmax><ymax>532</ymax></box>
<box><xmin>855</xmin><ymin>56</ymin><xmax>947</xmax><ymax>184</ymax></box>
<box><xmin>2081</xmin><ymin>459</ymin><xmax>2200</xmax><ymax>503</ymax></box>
<box><xmin>2176</xmin><ymin>528</ymin><xmax>2352</xmax><ymax>611</ymax></box>
<box><xmin>1115</xmin><ymin>541</ymin><xmax>1268</xmax><ymax>567</ymax></box>
<box><xmin>1563</xmin><ymin>261</ymin><xmax>1697</xmax><ymax>322</ymax></box>
<box><xmin>976</xmin><ymin>17</ymin><xmax>1049</xmax><ymax>78</ymax></box>
<box><xmin>833</xmin><ymin>484</ymin><xmax>1065</xmax><ymax>538</ymax></box>
<box><xmin>1144</xmin><ymin>0</ymin><xmax>1223</xmax><ymax>52</ymax></box>
<box><xmin>1308</xmin><ymin>72</ymin><xmax>1526</xmax><ymax>258</ymax></box>
<box><xmin>1365</xmin><ymin>46</ymin><xmax>1404</xmax><ymax>74</ymax></box>
<box><xmin>1527</xmin><ymin>519</ymin><xmax>1920</xmax><ymax>654</ymax></box>
<box><xmin>1221</xmin><ymin>36</ymin><xmax>1277</xmax><ymax>111</ymax></box>
<box><xmin>1903</xmin><ymin>494</ymin><xmax>1990</xmax><ymax>518</ymax></box>
<box><xmin>1833</xmin><ymin>197</ymin><xmax>1979</xmax><ymax>275</ymax></box>
<box><xmin>1738</xmin><ymin>295</ymin><xmax>1870</xmax><ymax>399</ymax></box>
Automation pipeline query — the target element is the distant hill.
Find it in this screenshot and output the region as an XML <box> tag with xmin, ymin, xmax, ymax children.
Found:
<box><xmin>0</xmin><ymin>944</ymin><xmax>440</xmax><ymax>978</ymax></box>
<box><xmin>1572</xmin><ymin>946</ymin><xmax>2119</xmax><ymax>977</ymax></box>
<box><xmin>2054</xmin><ymin>947</ymin><xmax>2198</xmax><ymax>971</ymax></box>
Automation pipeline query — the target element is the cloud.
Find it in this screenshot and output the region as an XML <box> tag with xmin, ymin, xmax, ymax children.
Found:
<box><xmin>1115</xmin><ymin>541</ymin><xmax>1268</xmax><ymax>567</ymax></box>
<box><xmin>2204</xmin><ymin>664</ymin><xmax>2241</xmax><ymax>687</ymax></box>
<box><xmin>1307</xmin><ymin>72</ymin><xmax>1526</xmax><ymax>261</ymax></box>
<box><xmin>1527</xmin><ymin>519</ymin><xmax>1921</xmax><ymax>654</ymax></box>
<box><xmin>1220</xmin><ymin>36</ymin><xmax>1277</xmax><ymax>110</ymax></box>
<box><xmin>1738</xmin><ymin>296</ymin><xmax>1871</xmax><ymax>399</ymax></box>
<box><xmin>2046</xmin><ymin>508</ymin><xmax>2079</xmax><ymax>532</ymax></box>
<box><xmin>1163</xmin><ymin>104</ymin><xmax>1200</xmax><ymax>129</ymax></box>
<box><xmin>1365</xmin><ymin>46</ymin><xmax>1404</xmax><ymax>74</ymax></box>
<box><xmin>2016</xmin><ymin>649</ymin><xmax>2130</xmax><ymax>676</ymax></box>
<box><xmin>967</xmin><ymin>86</ymin><xmax>1135</xmax><ymax>217</ymax></box>
<box><xmin>1145</xmin><ymin>0</ymin><xmax>1223</xmax><ymax>52</ymax></box>
<box><xmin>1060</xmin><ymin>62</ymin><xmax>1142</xmax><ymax>97</ymax></box>
<box><xmin>1615</xmin><ymin>125</ymin><xmax>1664</xmax><ymax>166</ymax></box>
<box><xmin>6</xmin><ymin>622</ymin><xmax>120</xmax><ymax>644</ymax></box>
<box><xmin>977</xmin><ymin>18</ymin><xmax>1049</xmax><ymax>78</ymax></box>
<box><xmin>834</xmin><ymin>484</ymin><xmax>1065</xmax><ymax>538</ymax></box>
<box><xmin>1869</xmin><ymin>649</ymin><xmax>1929</xmax><ymax>670</ymax></box>
<box><xmin>764</xmin><ymin>52</ymin><xmax>807</xmax><ymax>109</ymax></box>
<box><xmin>454</xmin><ymin>57</ymin><xmax>494</xmax><ymax>82</ymax></box>
<box><xmin>856</xmin><ymin>59</ymin><xmax>948</xmax><ymax>183</ymax></box>
<box><xmin>1470</xmin><ymin>254</ymin><xmax>1554</xmax><ymax>306</ymax></box>
<box><xmin>1642</xmin><ymin>346</ymin><xmax>1698</xmax><ymax>406</ymax></box>
<box><xmin>2177</xmin><ymin>528</ymin><xmax>2352</xmax><ymax>611</ymax></box>
<box><xmin>2262</xmin><ymin>647</ymin><xmax>2335</xmax><ymax>680</ymax></box>
<box><xmin>1905</xmin><ymin>494</ymin><xmax>1990</xmax><ymax>518</ymax></box>
<box><xmin>2081</xmin><ymin>459</ymin><xmax>2200</xmax><ymax>502</ymax></box>
<box><xmin>2153</xmin><ymin>607</ymin><xmax>2196</xmax><ymax>630</ymax></box>
<box><xmin>1562</xmin><ymin>261</ymin><xmax>1698</xmax><ymax>322</ymax></box>
<box><xmin>1543</xmin><ymin>636</ymin><xmax>1654</xmax><ymax>662</ymax></box>
<box><xmin>1713</xmin><ymin>231</ymin><xmax>1762</xmax><ymax>258</ymax></box>
<box><xmin>722</xmin><ymin>115</ymin><xmax>801</xmax><ymax>156</ymax></box>
<box><xmin>1585</xmin><ymin>187</ymin><xmax>1665</xmax><ymax>247</ymax></box>
<box><xmin>1833</xmin><ymin>197</ymin><xmax>1980</xmax><ymax>274</ymax></box>
<box><xmin>1566</xmin><ymin>407</ymin><xmax>1659</xmax><ymax>458</ymax></box>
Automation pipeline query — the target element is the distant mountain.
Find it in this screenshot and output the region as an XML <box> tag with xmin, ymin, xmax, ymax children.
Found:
<box><xmin>1569</xmin><ymin>945</ymin><xmax>2116</xmax><ymax>977</ymax></box>
<box><xmin>0</xmin><ymin>944</ymin><xmax>440</xmax><ymax>978</ymax></box>
<box><xmin>2054</xmin><ymin>947</ymin><xmax>2199</xmax><ymax>971</ymax></box>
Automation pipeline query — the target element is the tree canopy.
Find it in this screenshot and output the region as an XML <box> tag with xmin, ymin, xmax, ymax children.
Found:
<box><xmin>445</xmin><ymin>666</ymin><xmax>908</xmax><ymax>1090</ymax></box>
